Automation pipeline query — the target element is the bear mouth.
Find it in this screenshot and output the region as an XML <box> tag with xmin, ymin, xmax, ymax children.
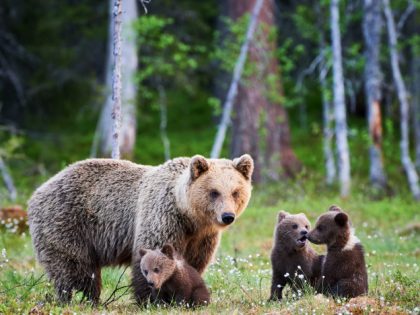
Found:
<box><xmin>296</xmin><ymin>235</ymin><xmax>307</xmax><ymax>247</ymax></box>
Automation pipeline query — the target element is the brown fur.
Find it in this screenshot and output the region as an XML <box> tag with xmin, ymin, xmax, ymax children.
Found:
<box><xmin>269</xmin><ymin>211</ymin><xmax>324</xmax><ymax>301</ymax></box>
<box><xmin>138</xmin><ymin>244</ymin><xmax>210</xmax><ymax>306</ymax></box>
<box><xmin>307</xmin><ymin>205</ymin><xmax>368</xmax><ymax>298</ymax></box>
<box><xmin>28</xmin><ymin>155</ymin><xmax>253</xmax><ymax>304</ymax></box>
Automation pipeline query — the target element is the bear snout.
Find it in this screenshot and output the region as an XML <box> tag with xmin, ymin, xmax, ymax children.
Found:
<box><xmin>221</xmin><ymin>212</ymin><xmax>235</xmax><ymax>225</ymax></box>
<box><xmin>147</xmin><ymin>280</ymin><xmax>155</xmax><ymax>287</ymax></box>
<box><xmin>300</xmin><ymin>230</ymin><xmax>308</xmax><ymax>235</ymax></box>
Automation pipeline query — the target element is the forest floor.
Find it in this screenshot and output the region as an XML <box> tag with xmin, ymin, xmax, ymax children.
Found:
<box><xmin>0</xmin><ymin>182</ymin><xmax>419</xmax><ymax>314</ymax></box>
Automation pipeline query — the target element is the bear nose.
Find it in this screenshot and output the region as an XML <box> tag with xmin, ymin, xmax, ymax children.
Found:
<box><xmin>221</xmin><ymin>212</ymin><xmax>235</xmax><ymax>225</ymax></box>
<box><xmin>301</xmin><ymin>230</ymin><xmax>308</xmax><ymax>235</ymax></box>
<box><xmin>147</xmin><ymin>281</ymin><xmax>154</xmax><ymax>287</ymax></box>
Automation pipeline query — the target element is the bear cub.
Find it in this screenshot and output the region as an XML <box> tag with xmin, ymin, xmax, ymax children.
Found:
<box><xmin>139</xmin><ymin>244</ymin><xmax>210</xmax><ymax>306</ymax></box>
<box><xmin>269</xmin><ymin>211</ymin><xmax>324</xmax><ymax>301</ymax></box>
<box><xmin>307</xmin><ymin>205</ymin><xmax>368</xmax><ymax>298</ymax></box>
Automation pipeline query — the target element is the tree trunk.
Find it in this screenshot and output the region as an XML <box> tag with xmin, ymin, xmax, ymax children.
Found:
<box><xmin>331</xmin><ymin>0</ymin><xmax>351</xmax><ymax>197</ymax></box>
<box><xmin>319</xmin><ymin>47</ymin><xmax>336</xmax><ymax>185</ymax></box>
<box><xmin>412</xmin><ymin>50</ymin><xmax>420</xmax><ymax>169</ymax></box>
<box><xmin>383</xmin><ymin>0</ymin><xmax>420</xmax><ymax>199</ymax></box>
<box><xmin>92</xmin><ymin>0</ymin><xmax>138</xmax><ymax>159</ymax></box>
<box><xmin>363</xmin><ymin>0</ymin><xmax>387</xmax><ymax>188</ymax></box>
<box><xmin>157</xmin><ymin>82</ymin><xmax>171</xmax><ymax>161</ymax></box>
<box><xmin>210</xmin><ymin>0</ymin><xmax>263</xmax><ymax>163</ymax></box>
<box><xmin>0</xmin><ymin>157</ymin><xmax>17</xmax><ymax>201</ymax></box>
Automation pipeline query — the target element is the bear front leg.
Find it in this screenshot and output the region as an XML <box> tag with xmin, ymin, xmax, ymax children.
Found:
<box><xmin>191</xmin><ymin>285</ymin><xmax>211</xmax><ymax>306</ymax></box>
<box><xmin>131</xmin><ymin>259</ymin><xmax>153</xmax><ymax>306</ymax></box>
<box><xmin>184</xmin><ymin>232</ymin><xmax>220</xmax><ymax>274</ymax></box>
<box><xmin>269</xmin><ymin>272</ymin><xmax>286</xmax><ymax>301</ymax></box>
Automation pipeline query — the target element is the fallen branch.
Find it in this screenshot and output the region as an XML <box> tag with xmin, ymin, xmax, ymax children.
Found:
<box><xmin>102</xmin><ymin>266</ymin><xmax>130</xmax><ymax>308</ymax></box>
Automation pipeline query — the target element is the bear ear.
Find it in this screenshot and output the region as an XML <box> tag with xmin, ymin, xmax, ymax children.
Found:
<box><xmin>329</xmin><ymin>205</ymin><xmax>342</xmax><ymax>212</ymax></box>
<box><xmin>190</xmin><ymin>155</ymin><xmax>209</xmax><ymax>180</ymax></box>
<box><xmin>277</xmin><ymin>210</ymin><xmax>289</xmax><ymax>222</ymax></box>
<box><xmin>233</xmin><ymin>154</ymin><xmax>254</xmax><ymax>180</ymax></box>
<box><xmin>161</xmin><ymin>244</ymin><xmax>174</xmax><ymax>260</ymax></box>
<box><xmin>139</xmin><ymin>248</ymin><xmax>148</xmax><ymax>258</ymax></box>
<box><xmin>334</xmin><ymin>212</ymin><xmax>348</xmax><ymax>227</ymax></box>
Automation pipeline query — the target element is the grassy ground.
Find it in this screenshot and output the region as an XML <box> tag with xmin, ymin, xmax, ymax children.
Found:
<box><xmin>0</xmin><ymin>181</ymin><xmax>419</xmax><ymax>314</ymax></box>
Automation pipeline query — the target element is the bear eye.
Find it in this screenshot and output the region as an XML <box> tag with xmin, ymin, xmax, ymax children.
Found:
<box><xmin>232</xmin><ymin>191</ymin><xmax>239</xmax><ymax>199</ymax></box>
<box><xmin>292</xmin><ymin>224</ymin><xmax>298</xmax><ymax>229</ymax></box>
<box><xmin>305</xmin><ymin>225</ymin><xmax>309</xmax><ymax>229</ymax></box>
<box><xmin>209</xmin><ymin>190</ymin><xmax>220</xmax><ymax>199</ymax></box>
<box><xmin>143</xmin><ymin>269</ymin><xmax>148</xmax><ymax>276</ymax></box>
<box><xmin>153</xmin><ymin>268</ymin><xmax>159</xmax><ymax>273</ymax></box>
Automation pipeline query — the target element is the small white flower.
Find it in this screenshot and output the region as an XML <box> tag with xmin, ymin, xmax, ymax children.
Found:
<box><xmin>277</xmin><ymin>284</ymin><xmax>282</xmax><ymax>288</ymax></box>
<box><xmin>298</xmin><ymin>274</ymin><xmax>304</xmax><ymax>279</ymax></box>
<box><xmin>1</xmin><ymin>248</ymin><xmax>6</xmax><ymax>258</ymax></box>
<box><xmin>297</xmin><ymin>265</ymin><xmax>302</xmax><ymax>269</ymax></box>
<box><xmin>284</xmin><ymin>273</ymin><xmax>290</xmax><ymax>277</ymax></box>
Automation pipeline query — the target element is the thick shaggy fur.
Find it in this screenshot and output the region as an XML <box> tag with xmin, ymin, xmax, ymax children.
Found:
<box><xmin>307</xmin><ymin>205</ymin><xmax>368</xmax><ymax>298</ymax></box>
<box><xmin>139</xmin><ymin>244</ymin><xmax>210</xmax><ymax>306</ymax></box>
<box><xmin>269</xmin><ymin>211</ymin><xmax>324</xmax><ymax>301</ymax></box>
<box><xmin>28</xmin><ymin>155</ymin><xmax>253</xmax><ymax>304</ymax></box>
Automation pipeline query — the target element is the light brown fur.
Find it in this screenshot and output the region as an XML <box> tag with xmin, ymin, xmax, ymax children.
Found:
<box><xmin>28</xmin><ymin>155</ymin><xmax>253</xmax><ymax>304</ymax></box>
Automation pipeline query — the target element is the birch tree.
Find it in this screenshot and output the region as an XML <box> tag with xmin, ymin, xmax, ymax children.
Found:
<box><xmin>331</xmin><ymin>0</ymin><xmax>351</xmax><ymax>197</ymax></box>
<box><xmin>92</xmin><ymin>0</ymin><xmax>138</xmax><ymax>159</ymax></box>
<box><xmin>210</xmin><ymin>0</ymin><xmax>263</xmax><ymax>161</ymax></box>
<box><xmin>319</xmin><ymin>45</ymin><xmax>336</xmax><ymax>185</ymax></box>
<box><xmin>363</xmin><ymin>0</ymin><xmax>387</xmax><ymax>188</ymax></box>
<box><xmin>383</xmin><ymin>0</ymin><xmax>420</xmax><ymax>199</ymax></box>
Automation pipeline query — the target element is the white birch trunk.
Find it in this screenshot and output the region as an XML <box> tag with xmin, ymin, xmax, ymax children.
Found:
<box><xmin>210</xmin><ymin>0</ymin><xmax>264</xmax><ymax>159</ymax></box>
<box><xmin>383</xmin><ymin>0</ymin><xmax>420</xmax><ymax>199</ymax></box>
<box><xmin>331</xmin><ymin>0</ymin><xmax>351</xmax><ymax>197</ymax></box>
<box><xmin>319</xmin><ymin>53</ymin><xmax>336</xmax><ymax>185</ymax></box>
<box><xmin>158</xmin><ymin>83</ymin><xmax>171</xmax><ymax>161</ymax></box>
<box><xmin>92</xmin><ymin>0</ymin><xmax>138</xmax><ymax>158</ymax></box>
<box><xmin>412</xmin><ymin>53</ymin><xmax>420</xmax><ymax>169</ymax></box>
<box><xmin>111</xmin><ymin>0</ymin><xmax>123</xmax><ymax>159</ymax></box>
<box><xmin>0</xmin><ymin>157</ymin><xmax>17</xmax><ymax>201</ymax></box>
<box><xmin>363</xmin><ymin>0</ymin><xmax>387</xmax><ymax>188</ymax></box>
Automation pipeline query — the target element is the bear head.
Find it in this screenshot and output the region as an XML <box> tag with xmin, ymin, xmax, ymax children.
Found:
<box><xmin>274</xmin><ymin>210</ymin><xmax>311</xmax><ymax>252</ymax></box>
<box><xmin>307</xmin><ymin>205</ymin><xmax>351</xmax><ymax>248</ymax></box>
<box><xmin>138</xmin><ymin>244</ymin><xmax>177</xmax><ymax>290</ymax></box>
<box><xmin>176</xmin><ymin>154</ymin><xmax>254</xmax><ymax>229</ymax></box>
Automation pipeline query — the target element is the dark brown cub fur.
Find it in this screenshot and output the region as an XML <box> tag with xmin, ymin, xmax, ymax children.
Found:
<box><xmin>269</xmin><ymin>211</ymin><xmax>324</xmax><ymax>301</ymax></box>
<box><xmin>307</xmin><ymin>205</ymin><xmax>368</xmax><ymax>298</ymax></box>
<box><xmin>138</xmin><ymin>244</ymin><xmax>210</xmax><ymax>307</ymax></box>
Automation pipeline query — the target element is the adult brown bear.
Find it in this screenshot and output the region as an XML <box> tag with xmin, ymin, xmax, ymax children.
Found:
<box><xmin>28</xmin><ymin>155</ymin><xmax>253</xmax><ymax>304</ymax></box>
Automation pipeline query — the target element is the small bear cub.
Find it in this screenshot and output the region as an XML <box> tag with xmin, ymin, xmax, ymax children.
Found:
<box><xmin>269</xmin><ymin>211</ymin><xmax>324</xmax><ymax>301</ymax></box>
<box><xmin>307</xmin><ymin>205</ymin><xmax>368</xmax><ymax>298</ymax></box>
<box><xmin>139</xmin><ymin>244</ymin><xmax>210</xmax><ymax>306</ymax></box>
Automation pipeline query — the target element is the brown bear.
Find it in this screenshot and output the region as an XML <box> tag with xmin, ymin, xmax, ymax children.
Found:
<box><xmin>138</xmin><ymin>244</ymin><xmax>210</xmax><ymax>306</ymax></box>
<box><xmin>269</xmin><ymin>211</ymin><xmax>324</xmax><ymax>301</ymax></box>
<box><xmin>307</xmin><ymin>205</ymin><xmax>368</xmax><ymax>298</ymax></box>
<box><xmin>28</xmin><ymin>155</ymin><xmax>253</xmax><ymax>304</ymax></box>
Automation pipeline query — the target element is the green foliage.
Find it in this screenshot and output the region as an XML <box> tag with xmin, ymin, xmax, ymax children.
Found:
<box><xmin>134</xmin><ymin>15</ymin><xmax>202</xmax><ymax>103</ymax></box>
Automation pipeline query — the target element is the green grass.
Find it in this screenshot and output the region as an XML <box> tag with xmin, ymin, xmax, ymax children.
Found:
<box><xmin>1</xmin><ymin>183</ymin><xmax>419</xmax><ymax>314</ymax></box>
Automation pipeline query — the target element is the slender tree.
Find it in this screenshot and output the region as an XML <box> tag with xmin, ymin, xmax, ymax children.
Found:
<box><xmin>331</xmin><ymin>0</ymin><xmax>351</xmax><ymax>197</ymax></box>
<box><xmin>210</xmin><ymin>0</ymin><xmax>263</xmax><ymax>161</ymax></box>
<box><xmin>363</xmin><ymin>0</ymin><xmax>387</xmax><ymax>188</ymax></box>
<box><xmin>92</xmin><ymin>0</ymin><xmax>138</xmax><ymax>159</ymax></box>
<box><xmin>413</xmin><ymin>50</ymin><xmax>420</xmax><ymax>169</ymax></box>
<box><xmin>0</xmin><ymin>157</ymin><xmax>17</xmax><ymax>201</ymax></box>
<box><xmin>383</xmin><ymin>0</ymin><xmax>420</xmax><ymax>199</ymax></box>
<box><xmin>319</xmin><ymin>43</ymin><xmax>336</xmax><ymax>186</ymax></box>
